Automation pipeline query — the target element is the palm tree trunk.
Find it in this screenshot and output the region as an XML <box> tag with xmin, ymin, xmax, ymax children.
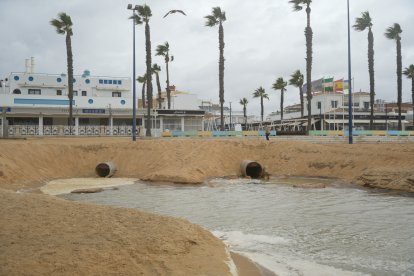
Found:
<box><xmin>219</xmin><ymin>22</ymin><xmax>225</xmax><ymax>131</ymax></box>
<box><xmin>305</xmin><ymin>5</ymin><xmax>313</xmax><ymax>133</ymax></box>
<box><xmin>166</xmin><ymin>57</ymin><xmax>171</xmax><ymax>109</ymax></box>
<box><xmin>260</xmin><ymin>97</ymin><xmax>264</xmax><ymax>122</ymax></box>
<box><xmin>396</xmin><ymin>38</ymin><xmax>402</xmax><ymax>130</ymax></box>
<box><xmin>281</xmin><ymin>90</ymin><xmax>284</xmax><ymax>121</ymax></box>
<box><xmin>412</xmin><ymin>77</ymin><xmax>414</xmax><ymax>118</ymax></box>
<box><xmin>368</xmin><ymin>28</ymin><xmax>375</xmax><ymax>130</ymax></box>
<box><xmin>141</xmin><ymin>82</ymin><xmax>146</xmax><ymax>108</ymax></box>
<box><xmin>145</xmin><ymin>21</ymin><xmax>152</xmax><ymax>137</ymax></box>
<box><xmin>243</xmin><ymin>106</ymin><xmax>247</xmax><ymax>129</ymax></box>
<box><xmin>156</xmin><ymin>72</ymin><xmax>162</xmax><ymax>109</ymax></box>
<box><xmin>66</xmin><ymin>33</ymin><xmax>74</xmax><ymax>134</ymax></box>
<box><xmin>299</xmin><ymin>86</ymin><xmax>304</xmax><ymax>118</ymax></box>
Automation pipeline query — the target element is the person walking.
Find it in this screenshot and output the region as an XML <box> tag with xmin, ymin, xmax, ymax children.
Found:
<box><xmin>265</xmin><ymin>125</ymin><xmax>271</xmax><ymax>141</ymax></box>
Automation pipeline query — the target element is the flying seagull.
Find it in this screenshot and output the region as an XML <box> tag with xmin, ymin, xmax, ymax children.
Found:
<box><xmin>163</xmin><ymin>10</ymin><xmax>186</xmax><ymax>18</ymax></box>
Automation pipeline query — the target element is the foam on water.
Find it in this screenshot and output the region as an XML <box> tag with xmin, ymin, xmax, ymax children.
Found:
<box><xmin>213</xmin><ymin>230</ymin><xmax>369</xmax><ymax>276</ymax></box>
<box><xmin>213</xmin><ymin>230</ymin><xmax>290</xmax><ymax>248</ymax></box>
<box><xmin>242</xmin><ymin>252</ymin><xmax>370</xmax><ymax>276</ymax></box>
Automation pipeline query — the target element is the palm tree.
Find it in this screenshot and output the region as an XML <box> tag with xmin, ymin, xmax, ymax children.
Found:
<box><xmin>253</xmin><ymin>87</ymin><xmax>269</xmax><ymax>123</ymax></box>
<box><xmin>273</xmin><ymin>78</ymin><xmax>288</xmax><ymax>121</ymax></box>
<box><xmin>403</xmin><ymin>64</ymin><xmax>414</xmax><ymax>118</ymax></box>
<box><xmin>385</xmin><ymin>23</ymin><xmax>403</xmax><ymax>130</ymax></box>
<box><xmin>155</xmin><ymin>42</ymin><xmax>172</xmax><ymax>109</ymax></box>
<box><xmin>239</xmin><ymin>97</ymin><xmax>248</xmax><ymax>129</ymax></box>
<box><xmin>134</xmin><ymin>5</ymin><xmax>153</xmax><ymax>136</ymax></box>
<box><xmin>289</xmin><ymin>70</ymin><xmax>304</xmax><ymax>117</ymax></box>
<box><xmin>354</xmin><ymin>11</ymin><xmax>375</xmax><ymax>130</ymax></box>
<box><xmin>152</xmin><ymin>64</ymin><xmax>162</xmax><ymax>109</ymax></box>
<box><xmin>50</xmin><ymin>13</ymin><xmax>74</xmax><ymax>133</ymax></box>
<box><xmin>137</xmin><ymin>74</ymin><xmax>146</xmax><ymax>108</ymax></box>
<box><xmin>205</xmin><ymin>7</ymin><xmax>226</xmax><ymax>131</ymax></box>
<box><xmin>289</xmin><ymin>0</ymin><xmax>313</xmax><ymax>132</ymax></box>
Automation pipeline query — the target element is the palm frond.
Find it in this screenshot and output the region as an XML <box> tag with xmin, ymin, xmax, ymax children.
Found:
<box><xmin>129</xmin><ymin>14</ymin><xmax>143</xmax><ymax>25</ymax></box>
<box><xmin>239</xmin><ymin>97</ymin><xmax>248</xmax><ymax>105</ymax></box>
<box><xmin>137</xmin><ymin>4</ymin><xmax>152</xmax><ymax>21</ymax></box>
<box><xmin>353</xmin><ymin>11</ymin><xmax>372</xmax><ymax>32</ymax></box>
<box><xmin>137</xmin><ymin>74</ymin><xmax>147</xmax><ymax>83</ymax></box>
<box><xmin>273</xmin><ymin>77</ymin><xmax>288</xmax><ymax>91</ymax></box>
<box><xmin>152</xmin><ymin>63</ymin><xmax>161</xmax><ymax>72</ymax></box>
<box><xmin>155</xmin><ymin>42</ymin><xmax>169</xmax><ymax>56</ymax></box>
<box><xmin>59</xmin><ymin>12</ymin><xmax>72</xmax><ymax>26</ymax></box>
<box><xmin>204</xmin><ymin>15</ymin><xmax>218</xmax><ymax>27</ymax></box>
<box><xmin>385</xmin><ymin>23</ymin><xmax>402</xmax><ymax>40</ymax></box>
<box><xmin>289</xmin><ymin>0</ymin><xmax>304</xmax><ymax>11</ymax></box>
<box><xmin>403</xmin><ymin>64</ymin><xmax>414</xmax><ymax>78</ymax></box>
<box><xmin>212</xmin><ymin>7</ymin><xmax>223</xmax><ymax>19</ymax></box>
<box><xmin>289</xmin><ymin>70</ymin><xmax>304</xmax><ymax>86</ymax></box>
<box><xmin>50</xmin><ymin>13</ymin><xmax>73</xmax><ymax>35</ymax></box>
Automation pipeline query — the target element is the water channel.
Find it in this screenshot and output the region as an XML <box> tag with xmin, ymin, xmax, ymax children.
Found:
<box><xmin>61</xmin><ymin>177</ymin><xmax>414</xmax><ymax>276</ymax></box>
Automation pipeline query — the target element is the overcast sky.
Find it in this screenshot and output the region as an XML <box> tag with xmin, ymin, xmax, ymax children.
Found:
<box><xmin>1</xmin><ymin>0</ymin><xmax>413</xmax><ymax>116</ymax></box>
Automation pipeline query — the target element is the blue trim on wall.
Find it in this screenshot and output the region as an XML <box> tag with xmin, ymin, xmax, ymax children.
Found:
<box><xmin>14</xmin><ymin>98</ymin><xmax>74</xmax><ymax>105</ymax></box>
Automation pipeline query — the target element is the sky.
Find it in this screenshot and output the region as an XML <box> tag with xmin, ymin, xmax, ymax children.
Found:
<box><xmin>1</xmin><ymin>0</ymin><xmax>413</xmax><ymax>116</ymax></box>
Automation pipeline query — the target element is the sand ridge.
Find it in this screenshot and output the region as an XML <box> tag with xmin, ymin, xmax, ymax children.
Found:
<box><xmin>0</xmin><ymin>137</ymin><xmax>413</xmax><ymax>192</ymax></box>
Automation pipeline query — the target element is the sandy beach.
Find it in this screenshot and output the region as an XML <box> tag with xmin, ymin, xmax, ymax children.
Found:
<box><xmin>1</xmin><ymin>137</ymin><xmax>413</xmax><ymax>275</ymax></box>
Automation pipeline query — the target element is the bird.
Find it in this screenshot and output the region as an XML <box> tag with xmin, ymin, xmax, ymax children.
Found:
<box><xmin>163</xmin><ymin>10</ymin><xmax>186</xmax><ymax>18</ymax></box>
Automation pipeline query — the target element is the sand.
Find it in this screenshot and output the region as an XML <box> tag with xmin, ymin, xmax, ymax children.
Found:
<box><xmin>1</xmin><ymin>137</ymin><xmax>414</xmax><ymax>275</ymax></box>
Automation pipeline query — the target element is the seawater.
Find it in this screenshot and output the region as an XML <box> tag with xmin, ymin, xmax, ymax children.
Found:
<box><xmin>61</xmin><ymin>178</ymin><xmax>414</xmax><ymax>276</ymax></box>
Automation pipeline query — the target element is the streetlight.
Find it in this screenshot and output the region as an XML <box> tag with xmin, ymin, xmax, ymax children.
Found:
<box><xmin>229</xmin><ymin>101</ymin><xmax>232</xmax><ymax>131</ymax></box>
<box><xmin>347</xmin><ymin>0</ymin><xmax>353</xmax><ymax>144</ymax></box>
<box><xmin>127</xmin><ymin>4</ymin><xmax>139</xmax><ymax>141</ymax></box>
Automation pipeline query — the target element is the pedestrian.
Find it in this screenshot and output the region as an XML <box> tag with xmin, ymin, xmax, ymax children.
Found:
<box><xmin>265</xmin><ymin>126</ymin><xmax>270</xmax><ymax>141</ymax></box>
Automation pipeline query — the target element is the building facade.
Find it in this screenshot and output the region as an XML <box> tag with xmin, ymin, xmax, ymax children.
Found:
<box><xmin>0</xmin><ymin>61</ymin><xmax>204</xmax><ymax>137</ymax></box>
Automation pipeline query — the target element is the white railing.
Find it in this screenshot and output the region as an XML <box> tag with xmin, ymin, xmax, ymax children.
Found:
<box><xmin>5</xmin><ymin>125</ymin><xmax>148</xmax><ymax>137</ymax></box>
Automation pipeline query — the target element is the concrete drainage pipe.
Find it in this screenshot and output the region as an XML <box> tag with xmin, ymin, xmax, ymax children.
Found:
<box><xmin>240</xmin><ymin>160</ymin><xmax>263</xmax><ymax>179</ymax></box>
<box><xmin>95</xmin><ymin>161</ymin><xmax>117</xmax><ymax>178</ymax></box>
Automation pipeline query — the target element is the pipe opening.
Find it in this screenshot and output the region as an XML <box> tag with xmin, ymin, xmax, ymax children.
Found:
<box><xmin>240</xmin><ymin>160</ymin><xmax>263</xmax><ymax>179</ymax></box>
<box><xmin>95</xmin><ymin>162</ymin><xmax>116</xmax><ymax>178</ymax></box>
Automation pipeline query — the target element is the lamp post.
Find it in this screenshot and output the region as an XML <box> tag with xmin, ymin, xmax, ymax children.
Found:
<box><xmin>229</xmin><ymin>101</ymin><xmax>232</xmax><ymax>131</ymax></box>
<box><xmin>385</xmin><ymin>102</ymin><xmax>388</xmax><ymax>131</ymax></box>
<box><xmin>347</xmin><ymin>0</ymin><xmax>353</xmax><ymax>144</ymax></box>
<box><xmin>127</xmin><ymin>4</ymin><xmax>138</xmax><ymax>141</ymax></box>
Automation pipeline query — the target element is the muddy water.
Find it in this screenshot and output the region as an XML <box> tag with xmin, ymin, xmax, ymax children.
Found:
<box><xmin>61</xmin><ymin>177</ymin><xmax>414</xmax><ymax>276</ymax></box>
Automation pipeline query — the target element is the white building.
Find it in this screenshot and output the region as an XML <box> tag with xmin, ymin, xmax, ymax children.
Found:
<box><xmin>0</xmin><ymin>59</ymin><xmax>205</xmax><ymax>137</ymax></box>
<box><xmin>267</xmin><ymin>91</ymin><xmax>410</xmax><ymax>131</ymax></box>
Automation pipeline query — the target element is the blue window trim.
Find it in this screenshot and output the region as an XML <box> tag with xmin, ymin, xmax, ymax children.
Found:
<box><xmin>14</xmin><ymin>98</ymin><xmax>75</xmax><ymax>105</ymax></box>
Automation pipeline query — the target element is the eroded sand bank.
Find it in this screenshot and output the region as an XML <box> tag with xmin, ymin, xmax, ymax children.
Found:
<box><xmin>1</xmin><ymin>137</ymin><xmax>413</xmax><ymax>275</ymax></box>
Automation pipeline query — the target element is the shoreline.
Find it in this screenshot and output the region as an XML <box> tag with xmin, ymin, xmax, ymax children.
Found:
<box><xmin>39</xmin><ymin>178</ymin><xmax>279</xmax><ymax>275</ymax></box>
<box><xmin>231</xmin><ymin>252</ymin><xmax>277</xmax><ymax>276</ymax></box>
